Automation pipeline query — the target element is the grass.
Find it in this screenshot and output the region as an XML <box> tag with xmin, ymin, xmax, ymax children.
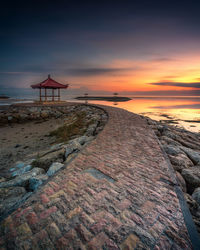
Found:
<box><xmin>49</xmin><ymin>111</ymin><xmax>93</xmax><ymax>143</ymax></box>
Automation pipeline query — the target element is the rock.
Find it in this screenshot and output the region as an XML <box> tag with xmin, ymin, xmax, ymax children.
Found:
<box><xmin>192</xmin><ymin>187</ymin><xmax>200</xmax><ymax>206</ymax></box>
<box><xmin>29</xmin><ymin>174</ymin><xmax>48</xmax><ymax>191</ymax></box>
<box><xmin>0</xmin><ymin>186</ymin><xmax>26</xmax><ymax>201</ymax></box>
<box><xmin>64</xmin><ymin>140</ymin><xmax>82</xmax><ymax>158</ymax></box>
<box><xmin>47</xmin><ymin>162</ymin><xmax>64</xmax><ymax>176</ymax></box>
<box><xmin>0</xmin><ymin>192</ymin><xmax>32</xmax><ymax>216</ymax></box>
<box><xmin>163</xmin><ymin>144</ymin><xmax>182</xmax><ymax>156</ymax></box>
<box><xmin>15</xmin><ymin>162</ymin><xmax>25</xmax><ymax>169</ymax></box>
<box><xmin>85</xmin><ymin>124</ymin><xmax>97</xmax><ymax>136</ymax></box>
<box><xmin>0</xmin><ymin>177</ymin><xmax>6</xmax><ymax>183</ymax></box>
<box><xmin>184</xmin><ymin>193</ymin><xmax>198</xmax><ymax>211</ymax></box>
<box><xmin>176</xmin><ymin>171</ymin><xmax>187</xmax><ymax>192</ymax></box>
<box><xmin>160</xmin><ymin>136</ymin><xmax>181</xmax><ymax>146</ymax></box>
<box><xmin>157</xmin><ymin>125</ymin><xmax>168</xmax><ymax>134</ymax></box>
<box><xmin>147</xmin><ymin>119</ymin><xmax>157</xmax><ymax>125</ymax></box>
<box><xmin>168</xmin><ymin>154</ymin><xmax>193</xmax><ymax>172</ymax></box>
<box><xmin>180</xmin><ymin>146</ymin><xmax>200</xmax><ymax>165</ymax></box>
<box><xmin>162</xmin><ymin>129</ymin><xmax>177</xmax><ymax>140</ymax></box>
<box><xmin>0</xmin><ymin>186</ymin><xmax>27</xmax><ymax>216</ymax></box>
<box><xmin>75</xmin><ymin>135</ymin><xmax>93</xmax><ymax>145</ymax></box>
<box><xmin>0</xmin><ymin>168</ymin><xmax>45</xmax><ymax>188</ymax></box>
<box><xmin>65</xmin><ymin>146</ymin><xmax>74</xmax><ymax>158</ymax></box>
<box><xmin>50</xmin><ymin>143</ymin><xmax>64</xmax><ymax>150</ymax></box>
<box><xmin>182</xmin><ymin>166</ymin><xmax>200</xmax><ymax>193</ymax></box>
<box><xmin>7</xmin><ymin>116</ymin><xmax>13</xmax><ymax>121</ymax></box>
<box><xmin>64</xmin><ymin>152</ymin><xmax>78</xmax><ymax>164</ymax></box>
<box><xmin>32</xmin><ymin>148</ymin><xmax>65</xmax><ymax>171</ymax></box>
<box><xmin>11</xmin><ymin>165</ymin><xmax>32</xmax><ymax>177</ymax></box>
<box><xmin>40</xmin><ymin>111</ymin><xmax>49</xmax><ymax>119</ymax></box>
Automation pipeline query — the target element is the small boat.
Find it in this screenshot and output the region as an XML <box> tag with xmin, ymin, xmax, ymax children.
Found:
<box><xmin>0</xmin><ymin>94</ymin><xmax>10</xmax><ymax>99</ymax></box>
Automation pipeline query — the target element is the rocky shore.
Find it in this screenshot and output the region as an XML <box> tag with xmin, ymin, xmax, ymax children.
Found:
<box><xmin>0</xmin><ymin>104</ymin><xmax>108</xmax><ymax>220</ymax></box>
<box><xmin>146</xmin><ymin>117</ymin><xmax>200</xmax><ymax>235</ymax></box>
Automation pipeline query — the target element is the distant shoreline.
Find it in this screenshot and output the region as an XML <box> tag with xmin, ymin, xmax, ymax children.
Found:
<box><xmin>75</xmin><ymin>96</ymin><xmax>131</xmax><ymax>102</ymax></box>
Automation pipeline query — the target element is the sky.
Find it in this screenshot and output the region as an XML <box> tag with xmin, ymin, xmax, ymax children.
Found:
<box><xmin>1</xmin><ymin>0</ymin><xmax>200</xmax><ymax>97</ymax></box>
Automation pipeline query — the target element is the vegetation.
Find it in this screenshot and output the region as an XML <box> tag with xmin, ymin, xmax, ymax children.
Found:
<box><xmin>49</xmin><ymin>111</ymin><xmax>92</xmax><ymax>143</ymax></box>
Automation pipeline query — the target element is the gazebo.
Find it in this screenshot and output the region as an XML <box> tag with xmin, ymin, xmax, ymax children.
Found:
<box><xmin>31</xmin><ymin>75</ymin><xmax>69</xmax><ymax>102</ymax></box>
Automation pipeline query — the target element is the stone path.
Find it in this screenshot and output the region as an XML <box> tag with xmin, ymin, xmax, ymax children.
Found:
<box><xmin>0</xmin><ymin>105</ymin><xmax>198</xmax><ymax>249</ymax></box>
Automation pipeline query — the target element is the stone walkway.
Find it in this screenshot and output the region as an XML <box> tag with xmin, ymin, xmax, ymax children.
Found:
<box><xmin>0</xmin><ymin>105</ymin><xmax>198</xmax><ymax>249</ymax></box>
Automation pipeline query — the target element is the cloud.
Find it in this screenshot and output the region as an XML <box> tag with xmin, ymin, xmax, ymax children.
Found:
<box><xmin>150</xmin><ymin>57</ymin><xmax>174</xmax><ymax>62</ymax></box>
<box><xmin>150</xmin><ymin>81</ymin><xmax>200</xmax><ymax>88</ymax></box>
<box><xmin>65</xmin><ymin>67</ymin><xmax>134</xmax><ymax>76</ymax></box>
<box><xmin>0</xmin><ymin>72</ymin><xmax>27</xmax><ymax>75</ymax></box>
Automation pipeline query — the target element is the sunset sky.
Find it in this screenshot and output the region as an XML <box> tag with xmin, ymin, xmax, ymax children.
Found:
<box><xmin>1</xmin><ymin>0</ymin><xmax>200</xmax><ymax>96</ymax></box>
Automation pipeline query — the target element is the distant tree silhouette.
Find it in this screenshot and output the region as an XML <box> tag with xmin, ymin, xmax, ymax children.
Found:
<box><xmin>113</xmin><ymin>92</ymin><xmax>118</xmax><ymax>97</ymax></box>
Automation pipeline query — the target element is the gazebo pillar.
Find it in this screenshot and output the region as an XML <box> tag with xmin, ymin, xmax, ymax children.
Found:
<box><xmin>39</xmin><ymin>88</ymin><xmax>41</xmax><ymax>102</ymax></box>
<box><xmin>58</xmin><ymin>88</ymin><xmax>60</xmax><ymax>101</ymax></box>
<box><xmin>45</xmin><ymin>88</ymin><xmax>47</xmax><ymax>101</ymax></box>
<box><xmin>52</xmin><ymin>89</ymin><xmax>54</xmax><ymax>101</ymax></box>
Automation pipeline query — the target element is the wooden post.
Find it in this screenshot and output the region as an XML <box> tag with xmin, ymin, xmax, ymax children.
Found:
<box><xmin>45</xmin><ymin>88</ymin><xmax>47</xmax><ymax>102</ymax></box>
<box><xmin>39</xmin><ymin>88</ymin><xmax>41</xmax><ymax>102</ymax></box>
<box><xmin>52</xmin><ymin>89</ymin><xmax>54</xmax><ymax>101</ymax></box>
<box><xmin>58</xmin><ymin>88</ymin><xmax>60</xmax><ymax>101</ymax></box>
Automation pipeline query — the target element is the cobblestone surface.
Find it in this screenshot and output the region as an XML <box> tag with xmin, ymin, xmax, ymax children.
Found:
<box><xmin>0</xmin><ymin>105</ymin><xmax>193</xmax><ymax>249</ymax></box>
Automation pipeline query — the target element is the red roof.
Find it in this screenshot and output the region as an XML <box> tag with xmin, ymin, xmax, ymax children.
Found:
<box><xmin>31</xmin><ymin>75</ymin><xmax>69</xmax><ymax>89</ymax></box>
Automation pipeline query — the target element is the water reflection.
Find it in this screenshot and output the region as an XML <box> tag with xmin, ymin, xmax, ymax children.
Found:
<box><xmin>73</xmin><ymin>97</ymin><xmax>200</xmax><ymax>132</ymax></box>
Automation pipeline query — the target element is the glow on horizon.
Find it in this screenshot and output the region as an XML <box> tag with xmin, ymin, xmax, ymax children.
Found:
<box><xmin>58</xmin><ymin>54</ymin><xmax>200</xmax><ymax>93</ymax></box>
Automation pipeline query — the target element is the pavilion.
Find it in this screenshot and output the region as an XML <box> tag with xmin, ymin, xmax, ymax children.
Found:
<box><xmin>31</xmin><ymin>75</ymin><xmax>69</xmax><ymax>102</ymax></box>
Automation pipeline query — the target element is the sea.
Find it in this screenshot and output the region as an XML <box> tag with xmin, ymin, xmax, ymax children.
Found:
<box><xmin>1</xmin><ymin>95</ymin><xmax>200</xmax><ymax>133</ymax></box>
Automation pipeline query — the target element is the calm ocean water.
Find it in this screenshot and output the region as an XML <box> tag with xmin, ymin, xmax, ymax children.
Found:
<box><xmin>1</xmin><ymin>96</ymin><xmax>200</xmax><ymax>133</ymax></box>
<box><xmin>68</xmin><ymin>96</ymin><xmax>200</xmax><ymax>133</ymax></box>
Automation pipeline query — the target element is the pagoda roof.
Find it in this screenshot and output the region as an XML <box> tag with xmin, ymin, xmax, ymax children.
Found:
<box><xmin>31</xmin><ymin>75</ymin><xmax>69</xmax><ymax>89</ymax></box>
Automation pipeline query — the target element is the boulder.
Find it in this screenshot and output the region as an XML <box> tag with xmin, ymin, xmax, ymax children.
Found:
<box><xmin>85</xmin><ymin>123</ymin><xmax>97</xmax><ymax>136</ymax></box>
<box><xmin>182</xmin><ymin>166</ymin><xmax>200</xmax><ymax>193</ymax></box>
<box><xmin>163</xmin><ymin>144</ymin><xmax>182</xmax><ymax>156</ymax></box>
<box><xmin>75</xmin><ymin>135</ymin><xmax>93</xmax><ymax>145</ymax></box>
<box><xmin>32</xmin><ymin>148</ymin><xmax>65</xmax><ymax>171</ymax></box>
<box><xmin>29</xmin><ymin>174</ymin><xmax>48</xmax><ymax>191</ymax></box>
<box><xmin>180</xmin><ymin>146</ymin><xmax>200</xmax><ymax>165</ymax></box>
<box><xmin>184</xmin><ymin>193</ymin><xmax>198</xmax><ymax>211</ymax></box>
<box><xmin>162</xmin><ymin>130</ymin><xmax>177</xmax><ymax>140</ymax></box>
<box><xmin>160</xmin><ymin>136</ymin><xmax>181</xmax><ymax>146</ymax></box>
<box><xmin>11</xmin><ymin>165</ymin><xmax>32</xmax><ymax>177</ymax></box>
<box><xmin>47</xmin><ymin>162</ymin><xmax>64</xmax><ymax>176</ymax></box>
<box><xmin>64</xmin><ymin>140</ymin><xmax>82</xmax><ymax>158</ymax></box>
<box><xmin>14</xmin><ymin>162</ymin><xmax>25</xmax><ymax>169</ymax></box>
<box><xmin>0</xmin><ymin>168</ymin><xmax>45</xmax><ymax>188</ymax></box>
<box><xmin>168</xmin><ymin>154</ymin><xmax>193</xmax><ymax>172</ymax></box>
<box><xmin>176</xmin><ymin>171</ymin><xmax>187</xmax><ymax>192</ymax></box>
<box><xmin>192</xmin><ymin>187</ymin><xmax>200</xmax><ymax>206</ymax></box>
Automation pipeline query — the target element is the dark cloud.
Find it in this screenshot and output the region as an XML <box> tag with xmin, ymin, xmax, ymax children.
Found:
<box><xmin>150</xmin><ymin>82</ymin><xmax>200</xmax><ymax>88</ymax></box>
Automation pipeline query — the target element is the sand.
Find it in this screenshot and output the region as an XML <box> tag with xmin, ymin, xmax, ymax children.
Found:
<box><xmin>0</xmin><ymin>118</ymin><xmax>66</xmax><ymax>177</ymax></box>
